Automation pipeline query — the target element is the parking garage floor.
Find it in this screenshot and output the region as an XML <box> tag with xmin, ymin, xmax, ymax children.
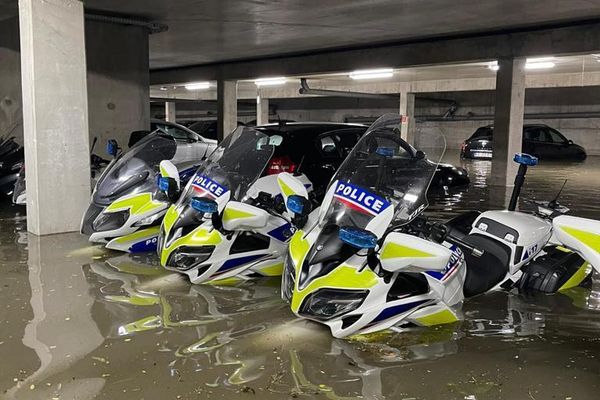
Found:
<box><xmin>1</xmin><ymin>154</ymin><xmax>600</xmax><ymax>399</ymax></box>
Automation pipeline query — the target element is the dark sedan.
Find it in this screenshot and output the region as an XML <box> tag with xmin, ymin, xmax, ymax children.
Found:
<box><xmin>461</xmin><ymin>124</ymin><xmax>587</xmax><ymax>161</ymax></box>
<box><xmin>256</xmin><ymin>122</ymin><xmax>470</xmax><ymax>199</ymax></box>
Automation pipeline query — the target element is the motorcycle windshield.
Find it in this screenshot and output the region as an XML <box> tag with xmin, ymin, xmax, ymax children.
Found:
<box><xmin>176</xmin><ymin>127</ymin><xmax>275</xmax><ymax>208</ymax></box>
<box><xmin>320</xmin><ymin>114</ymin><xmax>446</xmax><ymax>232</ymax></box>
<box><xmin>93</xmin><ymin>132</ymin><xmax>178</xmax><ymax>206</ymax></box>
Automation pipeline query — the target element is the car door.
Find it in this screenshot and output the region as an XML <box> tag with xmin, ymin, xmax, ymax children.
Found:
<box><xmin>523</xmin><ymin>127</ymin><xmax>550</xmax><ymax>159</ymax></box>
<box><xmin>545</xmin><ymin>127</ymin><xmax>572</xmax><ymax>159</ymax></box>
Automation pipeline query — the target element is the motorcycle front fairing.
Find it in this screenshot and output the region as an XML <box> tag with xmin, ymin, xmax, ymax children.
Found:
<box><xmin>159</xmin><ymin>127</ymin><xmax>303</xmax><ymax>284</ymax></box>
<box><xmin>81</xmin><ymin>131</ymin><xmax>189</xmax><ymax>252</ymax></box>
<box><xmin>283</xmin><ymin>114</ymin><xmax>466</xmax><ymax>338</ymax></box>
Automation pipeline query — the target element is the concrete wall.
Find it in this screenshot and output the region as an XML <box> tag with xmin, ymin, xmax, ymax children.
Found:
<box><xmin>0</xmin><ymin>18</ymin><xmax>149</xmax><ymax>153</ymax></box>
<box><xmin>0</xmin><ymin>17</ymin><xmax>23</xmax><ymax>144</ymax></box>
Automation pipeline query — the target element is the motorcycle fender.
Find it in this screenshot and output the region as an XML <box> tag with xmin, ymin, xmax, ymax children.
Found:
<box><xmin>553</xmin><ymin>215</ymin><xmax>600</xmax><ymax>272</ymax></box>
<box><xmin>380</xmin><ymin>232</ymin><xmax>452</xmax><ymax>273</ymax></box>
<box><xmin>222</xmin><ymin>201</ymin><xmax>269</xmax><ymax>231</ymax></box>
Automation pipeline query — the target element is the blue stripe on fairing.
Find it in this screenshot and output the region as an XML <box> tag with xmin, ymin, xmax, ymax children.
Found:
<box><xmin>129</xmin><ymin>236</ymin><xmax>159</xmax><ymax>253</ymax></box>
<box><xmin>268</xmin><ymin>222</ymin><xmax>294</xmax><ymax>242</ymax></box>
<box><xmin>216</xmin><ymin>254</ymin><xmax>266</xmax><ymax>274</ymax></box>
<box><xmin>367</xmin><ymin>299</ymin><xmax>429</xmax><ymax>326</ymax></box>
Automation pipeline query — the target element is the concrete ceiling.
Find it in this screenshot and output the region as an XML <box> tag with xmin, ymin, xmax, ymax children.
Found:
<box><xmin>82</xmin><ymin>0</ymin><xmax>600</xmax><ymax>69</ymax></box>
<box><xmin>3</xmin><ymin>1</ymin><xmax>600</xmax><ymax>70</ymax></box>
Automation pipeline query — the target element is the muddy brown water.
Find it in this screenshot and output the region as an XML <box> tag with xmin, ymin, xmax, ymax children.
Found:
<box><xmin>1</xmin><ymin>152</ymin><xmax>600</xmax><ymax>399</ymax></box>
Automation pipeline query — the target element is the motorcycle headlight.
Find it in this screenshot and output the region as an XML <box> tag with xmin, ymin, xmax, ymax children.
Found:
<box><xmin>168</xmin><ymin>246</ymin><xmax>215</xmax><ymax>271</ymax></box>
<box><xmin>299</xmin><ymin>289</ymin><xmax>367</xmax><ymax>321</ymax></box>
<box><xmin>281</xmin><ymin>254</ymin><xmax>296</xmax><ymax>303</ymax></box>
<box><xmin>133</xmin><ymin>211</ymin><xmax>163</xmax><ymax>227</ymax></box>
<box><xmin>92</xmin><ymin>210</ymin><xmax>129</xmax><ymax>232</ymax></box>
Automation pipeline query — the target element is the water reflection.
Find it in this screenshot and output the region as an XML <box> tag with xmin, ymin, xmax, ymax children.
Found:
<box><xmin>2</xmin><ymin>155</ymin><xmax>600</xmax><ymax>398</ymax></box>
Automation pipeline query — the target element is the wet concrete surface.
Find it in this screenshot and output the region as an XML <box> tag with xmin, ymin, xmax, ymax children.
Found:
<box><xmin>1</xmin><ymin>152</ymin><xmax>600</xmax><ymax>399</ymax></box>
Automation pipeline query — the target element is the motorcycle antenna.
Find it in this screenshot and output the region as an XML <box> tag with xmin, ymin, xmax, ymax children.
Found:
<box><xmin>295</xmin><ymin>155</ymin><xmax>305</xmax><ymax>176</ymax></box>
<box><xmin>549</xmin><ymin>179</ymin><xmax>568</xmax><ymax>208</ymax></box>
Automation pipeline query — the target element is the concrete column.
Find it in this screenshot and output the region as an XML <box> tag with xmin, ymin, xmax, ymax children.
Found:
<box><xmin>217</xmin><ymin>79</ymin><xmax>238</xmax><ymax>141</ymax></box>
<box><xmin>399</xmin><ymin>91</ymin><xmax>416</xmax><ymax>144</ymax></box>
<box><xmin>491</xmin><ymin>58</ymin><xmax>526</xmax><ymax>188</ymax></box>
<box><xmin>165</xmin><ymin>101</ymin><xmax>177</xmax><ymax>122</ymax></box>
<box><xmin>256</xmin><ymin>92</ymin><xmax>269</xmax><ymax>126</ymax></box>
<box><xmin>19</xmin><ymin>0</ymin><xmax>91</xmax><ymax>235</ymax></box>
<box><xmin>0</xmin><ymin>17</ymin><xmax>23</xmax><ymax>145</ymax></box>
<box><xmin>85</xmin><ymin>19</ymin><xmax>150</xmax><ymax>149</ymax></box>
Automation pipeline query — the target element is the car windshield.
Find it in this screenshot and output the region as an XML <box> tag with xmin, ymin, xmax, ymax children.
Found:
<box><xmin>152</xmin><ymin>122</ymin><xmax>201</xmax><ymax>142</ymax></box>
<box><xmin>176</xmin><ymin>126</ymin><xmax>276</xmax><ymax>209</ymax></box>
<box><xmin>92</xmin><ymin>133</ymin><xmax>178</xmax><ymax>206</ymax></box>
<box><xmin>320</xmin><ymin>114</ymin><xmax>446</xmax><ymax>232</ymax></box>
<box><xmin>470</xmin><ymin>126</ymin><xmax>492</xmax><ymax>139</ymax></box>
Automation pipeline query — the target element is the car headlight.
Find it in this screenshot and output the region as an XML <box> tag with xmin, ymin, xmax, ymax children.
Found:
<box><xmin>281</xmin><ymin>254</ymin><xmax>296</xmax><ymax>303</ymax></box>
<box><xmin>299</xmin><ymin>289</ymin><xmax>367</xmax><ymax>321</ymax></box>
<box><xmin>92</xmin><ymin>210</ymin><xmax>129</xmax><ymax>232</ymax></box>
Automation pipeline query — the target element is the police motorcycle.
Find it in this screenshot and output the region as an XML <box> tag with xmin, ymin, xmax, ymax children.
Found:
<box><xmin>439</xmin><ymin>153</ymin><xmax>598</xmax><ymax>295</ymax></box>
<box><xmin>81</xmin><ymin>129</ymin><xmax>213</xmax><ymax>252</ymax></box>
<box><xmin>13</xmin><ymin>137</ymin><xmax>111</xmax><ymax>206</ymax></box>
<box><xmin>281</xmin><ymin>114</ymin><xmax>468</xmax><ymax>338</ymax></box>
<box><xmin>281</xmin><ymin>114</ymin><xmax>600</xmax><ymax>338</ymax></box>
<box><xmin>157</xmin><ymin>125</ymin><xmax>313</xmax><ymax>285</ymax></box>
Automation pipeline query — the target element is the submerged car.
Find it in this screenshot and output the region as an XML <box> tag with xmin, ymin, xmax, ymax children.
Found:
<box><xmin>0</xmin><ymin>136</ymin><xmax>23</xmax><ymax>197</ymax></box>
<box><xmin>256</xmin><ymin>122</ymin><xmax>470</xmax><ymax>198</ymax></box>
<box><xmin>461</xmin><ymin>124</ymin><xmax>587</xmax><ymax>160</ymax></box>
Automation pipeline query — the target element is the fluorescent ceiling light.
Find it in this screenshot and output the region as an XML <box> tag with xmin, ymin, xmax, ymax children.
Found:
<box><xmin>185</xmin><ymin>81</ymin><xmax>210</xmax><ymax>90</ymax></box>
<box><xmin>254</xmin><ymin>77</ymin><xmax>287</xmax><ymax>86</ymax></box>
<box><xmin>159</xmin><ymin>86</ymin><xmax>168</xmax><ymax>91</ymax></box>
<box><xmin>525</xmin><ymin>61</ymin><xmax>555</xmax><ymax>70</ymax></box>
<box><xmin>526</xmin><ymin>57</ymin><xmax>554</xmax><ymax>63</ymax></box>
<box><xmin>488</xmin><ymin>61</ymin><xmax>499</xmax><ymax>71</ymax></box>
<box><xmin>349</xmin><ymin>68</ymin><xmax>394</xmax><ymax>80</ymax></box>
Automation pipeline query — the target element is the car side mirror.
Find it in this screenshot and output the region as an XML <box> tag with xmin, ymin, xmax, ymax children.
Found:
<box><xmin>567</xmin><ymin>139</ymin><xmax>574</xmax><ymax>145</ymax></box>
<box><xmin>415</xmin><ymin>150</ymin><xmax>425</xmax><ymax>160</ymax></box>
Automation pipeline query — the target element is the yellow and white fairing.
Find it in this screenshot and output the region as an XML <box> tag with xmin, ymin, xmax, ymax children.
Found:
<box><xmin>283</xmin><ymin>114</ymin><xmax>458</xmax><ymax>338</ymax></box>
<box><xmin>158</xmin><ymin>127</ymin><xmax>314</xmax><ymax>285</ymax></box>
<box><xmin>160</xmin><ymin>173</ymin><xmax>312</xmax><ymax>285</ymax></box>
<box><xmin>82</xmin><ymin>132</ymin><xmax>203</xmax><ymax>253</ymax></box>
<box><xmin>553</xmin><ymin>215</ymin><xmax>600</xmax><ymax>273</ymax></box>
<box><xmin>284</xmin><ymin>206</ymin><xmax>465</xmax><ymax>338</ymax></box>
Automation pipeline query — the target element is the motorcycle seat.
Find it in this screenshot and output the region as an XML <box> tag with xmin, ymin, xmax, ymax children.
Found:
<box><xmin>460</xmin><ymin>233</ymin><xmax>511</xmax><ymax>297</ymax></box>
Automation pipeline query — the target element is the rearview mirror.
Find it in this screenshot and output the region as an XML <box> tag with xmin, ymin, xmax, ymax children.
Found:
<box><xmin>269</xmin><ymin>135</ymin><xmax>283</xmax><ymax>146</ymax></box>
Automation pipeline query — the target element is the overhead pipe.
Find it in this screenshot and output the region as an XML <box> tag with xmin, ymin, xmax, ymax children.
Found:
<box><xmin>85</xmin><ymin>13</ymin><xmax>168</xmax><ymax>34</ymax></box>
<box><xmin>299</xmin><ymin>78</ymin><xmax>397</xmax><ymax>100</ymax></box>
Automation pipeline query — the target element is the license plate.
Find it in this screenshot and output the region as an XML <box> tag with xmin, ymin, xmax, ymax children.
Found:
<box><xmin>474</xmin><ymin>152</ymin><xmax>492</xmax><ymax>158</ymax></box>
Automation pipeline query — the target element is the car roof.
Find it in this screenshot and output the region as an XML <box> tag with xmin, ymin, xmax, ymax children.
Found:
<box><xmin>480</xmin><ymin>124</ymin><xmax>550</xmax><ymax>129</ymax></box>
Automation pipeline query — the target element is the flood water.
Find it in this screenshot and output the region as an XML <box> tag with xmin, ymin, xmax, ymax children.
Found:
<box><xmin>1</xmin><ymin>152</ymin><xmax>600</xmax><ymax>399</ymax></box>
